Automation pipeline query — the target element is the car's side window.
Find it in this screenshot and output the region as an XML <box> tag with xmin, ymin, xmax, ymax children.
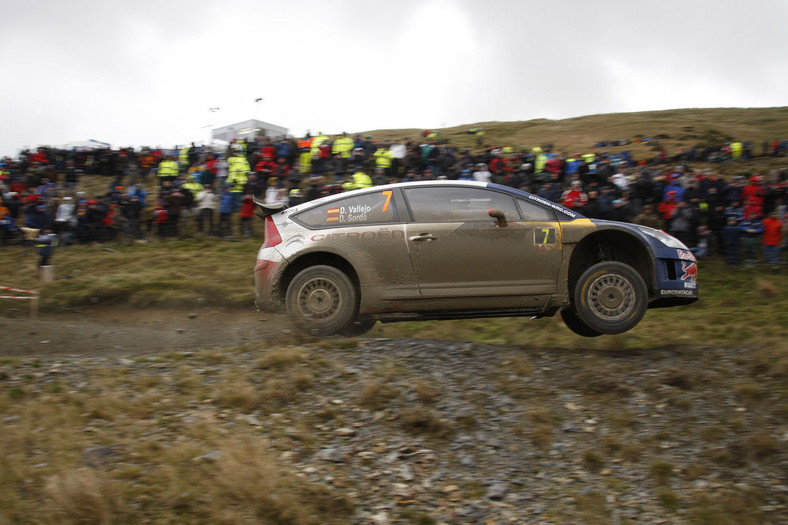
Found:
<box><xmin>403</xmin><ymin>187</ymin><xmax>520</xmax><ymax>223</ymax></box>
<box><xmin>516</xmin><ymin>198</ymin><xmax>555</xmax><ymax>221</ymax></box>
<box><xmin>294</xmin><ymin>190</ymin><xmax>398</xmax><ymax>228</ymax></box>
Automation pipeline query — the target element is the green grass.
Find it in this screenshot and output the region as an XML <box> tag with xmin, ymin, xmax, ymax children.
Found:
<box><xmin>2</xmin><ymin>228</ymin><xmax>787</xmax><ymax>353</ymax></box>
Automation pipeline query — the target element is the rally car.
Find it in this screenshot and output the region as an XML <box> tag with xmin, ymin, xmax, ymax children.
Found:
<box><xmin>254</xmin><ymin>180</ymin><xmax>698</xmax><ymax>337</ymax></box>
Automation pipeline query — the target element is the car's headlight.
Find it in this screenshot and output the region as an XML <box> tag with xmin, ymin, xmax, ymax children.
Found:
<box><xmin>638</xmin><ymin>226</ymin><xmax>690</xmax><ymax>249</ymax></box>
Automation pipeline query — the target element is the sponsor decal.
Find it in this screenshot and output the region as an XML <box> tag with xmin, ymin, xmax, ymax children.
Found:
<box><xmin>677</xmin><ymin>249</ymin><xmax>696</xmax><ymax>261</ymax></box>
<box><xmin>680</xmin><ymin>261</ymin><xmax>698</xmax><ymax>281</ymax></box>
<box><xmin>684</xmin><ymin>281</ymin><xmax>697</xmax><ymax>289</ymax></box>
<box><xmin>526</xmin><ymin>194</ymin><xmax>578</xmax><ymax>218</ymax></box>
<box><xmin>311</xmin><ymin>229</ymin><xmax>406</xmax><ymax>242</ymax></box>
<box><xmin>660</xmin><ymin>289</ymin><xmax>696</xmax><ymax>296</ymax></box>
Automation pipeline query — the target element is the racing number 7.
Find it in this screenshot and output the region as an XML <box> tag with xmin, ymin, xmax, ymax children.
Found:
<box><xmin>381</xmin><ymin>190</ymin><xmax>392</xmax><ymax>212</ymax></box>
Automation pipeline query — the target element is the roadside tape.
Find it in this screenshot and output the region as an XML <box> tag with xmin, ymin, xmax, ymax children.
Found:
<box><xmin>0</xmin><ymin>286</ymin><xmax>38</xmax><ymax>295</ymax></box>
<box><xmin>0</xmin><ymin>284</ymin><xmax>40</xmax><ymax>319</ymax></box>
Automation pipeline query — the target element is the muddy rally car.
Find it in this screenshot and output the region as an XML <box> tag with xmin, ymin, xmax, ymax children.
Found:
<box><xmin>254</xmin><ymin>181</ymin><xmax>698</xmax><ymax>337</ymax></box>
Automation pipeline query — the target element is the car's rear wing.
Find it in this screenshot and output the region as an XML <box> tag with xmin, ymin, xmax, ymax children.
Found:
<box><xmin>253</xmin><ymin>198</ymin><xmax>287</xmax><ymax>219</ymax></box>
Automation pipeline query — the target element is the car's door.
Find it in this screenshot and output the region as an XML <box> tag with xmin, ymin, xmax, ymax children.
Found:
<box><xmin>402</xmin><ymin>186</ymin><xmax>563</xmax><ymax>298</ymax></box>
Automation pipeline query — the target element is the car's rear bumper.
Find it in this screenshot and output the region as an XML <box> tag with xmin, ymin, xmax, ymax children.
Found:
<box><xmin>254</xmin><ymin>251</ymin><xmax>286</xmax><ymax>312</ymax></box>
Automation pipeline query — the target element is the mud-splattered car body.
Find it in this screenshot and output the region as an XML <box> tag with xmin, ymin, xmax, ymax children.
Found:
<box><xmin>254</xmin><ymin>181</ymin><xmax>698</xmax><ymax>336</ymax></box>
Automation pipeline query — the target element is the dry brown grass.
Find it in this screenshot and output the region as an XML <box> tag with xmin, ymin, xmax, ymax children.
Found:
<box><xmin>44</xmin><ymin>468</ymin><xmax>127</xmax><ymax>524</ymax></box>
<box><xmin>357</xmin><ymin>380</ymin><xmax>400</xmax><ymax>411</ymax></box>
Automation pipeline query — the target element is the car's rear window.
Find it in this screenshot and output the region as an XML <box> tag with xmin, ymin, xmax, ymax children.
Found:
<box><xmin>294</xmin><ymin>189</ymin><xmax>398</xmax><ymax>228</ymax></box>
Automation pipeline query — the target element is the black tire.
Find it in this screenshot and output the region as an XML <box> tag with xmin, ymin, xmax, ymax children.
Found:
<box><xmin>573</xmin><ymin>261</ymin><xmax>648</xmax><ymax>335</ymax></box>
<box><xmin>286</xmin><ymin>265</ymin><xmax>356</xmax><ymax>336</ymax></box>
<box><xmin>337</xmin><ymin>318</ymin><xmax>377</xmax><ymax>337</ymax></box>
<box><xmin>561</xmin><ymin>308</ymin><xmax>603</xmax><ymax>337</ymax></box>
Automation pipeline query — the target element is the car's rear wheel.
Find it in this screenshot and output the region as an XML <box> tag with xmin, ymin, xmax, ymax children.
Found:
<box><xmin>338</xmin><ymin>318</ymin><xmax>377</xmax><ymax>337</ymax></box>
<box><xmin>286</xmin><ymin>265</ymin><xmax>356</xmax><ymax>336</ymax></box>
<box><xmin>560</xmin><ymin>308</ymin><xmax>603</xmax><ymax>337</ymax></box>
<box><xmin>573</xmin><ymin>261</ymin><xmax>647</xmax><ymax>335</ymax></box>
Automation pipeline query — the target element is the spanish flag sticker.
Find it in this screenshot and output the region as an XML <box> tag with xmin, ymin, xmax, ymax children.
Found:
<box><xmin>326</xmin><ymin>208</ymin><xmax>340</xmax><ymax>222</ymax></box>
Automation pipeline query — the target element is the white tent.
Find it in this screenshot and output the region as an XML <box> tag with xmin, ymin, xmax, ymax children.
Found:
<box><xmin>59</xmin><ymin>139</ymin><xmax>111</xmax><ymax>151</ymax></box>
<box><xmin>212</xmin><ymin>119</ymin><xmax>288</xmax><ymax>143</ymax></box>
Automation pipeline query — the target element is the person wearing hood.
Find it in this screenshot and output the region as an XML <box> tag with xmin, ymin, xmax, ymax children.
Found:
<box><xmin>472</xmin><ymin>163</ymin><xmax>491</xmax><ymax>183</ymax></box>
<box><xmin>195</xmin><ymin>186</ymin><xmax>218</xmax><ymax>235</ymax></box>
<box><xmin>54</xmin><ymin>196</ymin><xmax>76</xmax><ymax>245</ymax></box>
<box><xmin>24</xmin><ymin>201</ymin><xmax>50</xmax><ymax>231</ymax></box>
<box><xmin>662</xmin><ymin>173</ymin><xmax>685</xmax><ymax>202</ymax></box>
<box><xmin>35</xmin><ymin>227</ymin><xmax>58</xmax><ymax>267</ymax></box>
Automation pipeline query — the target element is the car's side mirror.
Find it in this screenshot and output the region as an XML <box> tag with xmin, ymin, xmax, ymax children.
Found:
<box><xmin>488</xmin><ymin>208</ymin><xmax>508</xmax><ymax>227</ymax></box>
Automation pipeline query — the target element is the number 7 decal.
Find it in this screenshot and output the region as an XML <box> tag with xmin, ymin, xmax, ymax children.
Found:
<box><xmin>535</xmin><ymin>228</ymin><xmax>556</xmax><ymax>244</ymax></box>
<box><xmin>381</xmin><ymin>190</ymin><xmax>392</xmax><ymax>212</ymax></box>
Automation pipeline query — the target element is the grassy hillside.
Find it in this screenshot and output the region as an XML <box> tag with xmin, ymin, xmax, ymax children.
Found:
<box><xmin>367</xmin><ymin>106</ymin><xmax>788</xmax><ymax>175</ymax></box>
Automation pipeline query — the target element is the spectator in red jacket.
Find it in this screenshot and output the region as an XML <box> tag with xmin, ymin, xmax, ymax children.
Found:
<box><xmin>761</xmin><ymin>210</ymin><xmax>783</xmax><ymax>265</ymax></box>
<box><xmin>561</xmin><ymin>181</ymin><xmax>588</xmax><ymax>210</ymax></box>
<box><xmin>239</xmin><ymin>194</ymin><xmax>255</xmax><ymax>237</ymax></box>
<box><xmin>741</xmin><ymin>175</ymin><xmax>766</xmax><ymax>208</ymax></box>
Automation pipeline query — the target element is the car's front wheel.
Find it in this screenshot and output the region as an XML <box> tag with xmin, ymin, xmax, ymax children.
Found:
<box><xmin>573</xmin><ymin>261</ymin><xmax>647</xmax><ymax>335</ymax></box>
<box><xmin>286</xmin><ymin>265</ymin><xmax>356</xmax><ymax>336</ymax></box>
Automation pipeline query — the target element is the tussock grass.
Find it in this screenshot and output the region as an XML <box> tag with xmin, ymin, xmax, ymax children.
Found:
<box><xmin>255</xmin><ymin>346</ymin><xmax>308</xmax><ymax>369</ymax></box>
<box><xmin>688</xmin><ymin>488</ymin><xmax>764</xmax><ymax>525</ymax></box>
<box><xmin>411</xmin><ymin>379</ymin><xmax>440</xmax><ymax>404</ymax></box>
<box><xmin>398</xmin><ymin>407</ymin><xmax>454</xmax><ymax>439</ymax></box>
<box><xmin>357</xmin><ymin>380</ymin><xmax>400</xmax><ymax>410</ymax></box>
<box><xmin>44</xmin><ymin>468</ymin><xmax>127</xmax><ymax>524</ymax></box>
<box><xmin>649</xmin><ymin>461</ymin><xmax>675</xmax><ymax>485</ymax></box>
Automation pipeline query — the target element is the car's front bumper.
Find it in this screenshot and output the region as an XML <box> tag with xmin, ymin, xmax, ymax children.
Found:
<box><xmin>650</xmin><ymin>248</ymin><xmax>699</xmax><ymax>307</ymax></box>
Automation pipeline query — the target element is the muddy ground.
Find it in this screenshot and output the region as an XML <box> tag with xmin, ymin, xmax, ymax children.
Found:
<box><xmin>0</xmin><ymin>307</ymin><xmax>295</xmax><ymax>357</ymax></box>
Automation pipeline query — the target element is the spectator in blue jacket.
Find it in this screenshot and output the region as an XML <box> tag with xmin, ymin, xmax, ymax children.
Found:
<box><xmin>662</xmin><ymin>174</ymin><xmax>685</xmax><ymax>202</ymax></box>
<box><xmin>218</xmin><ymin>186</ymin><xmax>235</xmax><ymax>238</ymax></box>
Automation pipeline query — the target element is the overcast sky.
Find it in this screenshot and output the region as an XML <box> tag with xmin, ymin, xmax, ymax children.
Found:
<box><xmin>2</xmin><ymin>0</ymin><xmax>786</xmax><ymax>156</ymax></box>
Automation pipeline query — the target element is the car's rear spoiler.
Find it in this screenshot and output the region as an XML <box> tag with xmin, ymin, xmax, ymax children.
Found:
<box><xmin>253</xmin><ymin>197</ymin><xmax>288</xmax><ymax>219</ymax></box>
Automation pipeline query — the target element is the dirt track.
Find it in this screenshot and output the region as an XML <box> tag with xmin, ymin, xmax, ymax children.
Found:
<box><xmin>0</xmin><ymin>307</ymin><xmax>295</xmax><ymax>357</ymax></box>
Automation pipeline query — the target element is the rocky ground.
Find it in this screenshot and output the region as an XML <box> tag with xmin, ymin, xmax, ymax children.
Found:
<box><xmin>1</xmin><ymin>309</ymin><xmax>786</xmax><ymax>523</ymax></box>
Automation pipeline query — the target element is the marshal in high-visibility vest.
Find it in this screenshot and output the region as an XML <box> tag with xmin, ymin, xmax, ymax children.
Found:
<box><xmin>374</xmin><ymin>147</ymin><xmax>392</xmax><ymax>168</ymax></box>
<box><xmin>227</xmin><ymin>156</ymin><xmax>250</xmax><ymax>192</ymax></box>
<box><xmin>332</xmin><ymin>134</ymin><xmax>355</xmax><ymax>159</ymax></box>
<box><xmin>353</xmin><ymin>170</ymin><xmax>373</xmax><ymax>188</ymax></box>
<box><xmin>157</xmin><ymin>158</ymin><xmax>180</xmax><ymax>180</ymax></box>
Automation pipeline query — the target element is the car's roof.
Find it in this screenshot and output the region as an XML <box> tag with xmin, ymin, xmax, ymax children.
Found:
<box><xmin>290</xmin><ymin>180</ymin><xmax>584</xmax><ymax>220</ymax></box>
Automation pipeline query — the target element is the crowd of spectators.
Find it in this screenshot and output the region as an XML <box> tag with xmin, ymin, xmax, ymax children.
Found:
<box><xmin>1</xmin><ymin>131</ymin><xmax>787</xmax><ymax>268</ymax></box>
